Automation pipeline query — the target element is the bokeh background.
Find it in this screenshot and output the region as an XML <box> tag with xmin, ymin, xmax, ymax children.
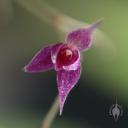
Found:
<box><xmin>0</xmin><ymin>0</ymin><xmax>128</xmax><ymax>128</ymax></box>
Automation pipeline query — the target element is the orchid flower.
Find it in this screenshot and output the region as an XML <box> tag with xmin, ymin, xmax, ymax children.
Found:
<box><xmin>24</xmin><ymin>20</ymin><xmax>101</xmax><ymax>115</ymax></box>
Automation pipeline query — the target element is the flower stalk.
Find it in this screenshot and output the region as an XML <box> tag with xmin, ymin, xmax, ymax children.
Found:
<box><xmin>41</xmin><ymin>95</ymin><xmax>60</xmax><ymax>128</ymax></box>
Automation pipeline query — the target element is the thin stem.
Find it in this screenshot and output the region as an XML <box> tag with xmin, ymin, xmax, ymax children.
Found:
<box><xmin>41</xmin><ymin>95</ymin><xmax>60</xmax><ymax>128</ymax></box>
<box><xmin>15</xmin><ymin>0</ymin><xmax>88</xmax><ymax>32</ymax></box>
<box><xmin>15</xmin><ymin>0</ymin><xmax>61</xmax><ymax>26</ymax></box>
<box><xmin>15</xmin><ymin>0</ymin><xmax>115</xmax><ymax>60</ymax></box>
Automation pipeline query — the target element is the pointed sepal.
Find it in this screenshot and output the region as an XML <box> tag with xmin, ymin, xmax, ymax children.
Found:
<box><xmin>57</xmin><ymin>64</ymin><xmax>81</xmax><ymax>115</ymax></box>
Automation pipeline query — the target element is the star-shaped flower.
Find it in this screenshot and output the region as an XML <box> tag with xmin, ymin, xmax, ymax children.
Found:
<box><xmin>24</xmin><ymin>20</ymin><xmax>101</xmax><ymax>115</ymax></box>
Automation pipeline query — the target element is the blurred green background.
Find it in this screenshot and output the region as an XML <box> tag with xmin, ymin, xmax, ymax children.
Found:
<box><xmin>0</xmin><ymin>0</ymin><xmax>128</xmax><ymax>128</ymax></box>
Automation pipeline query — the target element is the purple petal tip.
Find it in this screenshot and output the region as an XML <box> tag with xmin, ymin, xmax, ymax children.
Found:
<box><xmin>57</xmin><ymin>65</ymin><xmax>81</xmax><ymax>115</ymax></box>
<box><xmin>23</xmin><ymin>66</ymin><xmax>27</xmax><ymax>72</ymax></box>
<box><xmin>23</xmin><ymin>66</ymin><xmax>29</xmax><ymax>72</ymax></box>
<box><xmin>88</xmin><ymin>18</ymin><xmax>103</xmax><ymax>32</ymax></box>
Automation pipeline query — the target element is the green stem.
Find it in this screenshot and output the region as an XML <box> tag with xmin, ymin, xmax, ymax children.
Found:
<box><xmin>15</xmin><ymin>0</ymin><xmax>60</xmax><ymax>26</ymax></box>
<box><xmin>41</xmin><ymin>95</ymin><xmax>60</xmax><ymax>128</ymax></box>
<box><xmin>15</xmin><ymin>0</ymin><xmax>88</xmax><ymax>32</ymax></box>
<box><xmin>15</xmin><ymin>0</ymin><xmax>115</xmax><ymax>60</ymax></box>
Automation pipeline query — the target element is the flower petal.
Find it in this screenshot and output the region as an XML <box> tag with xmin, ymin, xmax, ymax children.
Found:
<box><xmin>66</xmin><ymin>20</ymin><xmax>101</xmax><ymax>51</ymax></box>
<box><xmin>57</xmin><ymin>64</ymin><xmax>81</xmax><ymax>115</ymax></box>
<box><xmin>51</xmin><ymin>43</ymin><xmax>64</xmax><ymax>64</ymax></box>
<box><xmin>24</xmin><ymin>45</ymin><xmax>54</xmax><ymax>73</ymax></box>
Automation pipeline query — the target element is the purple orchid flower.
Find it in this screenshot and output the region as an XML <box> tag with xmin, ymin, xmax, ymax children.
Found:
<box><xmin>24</xmin><ymin>20</ymin><xmax>101</xmax><ymax>115</ymax></box>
